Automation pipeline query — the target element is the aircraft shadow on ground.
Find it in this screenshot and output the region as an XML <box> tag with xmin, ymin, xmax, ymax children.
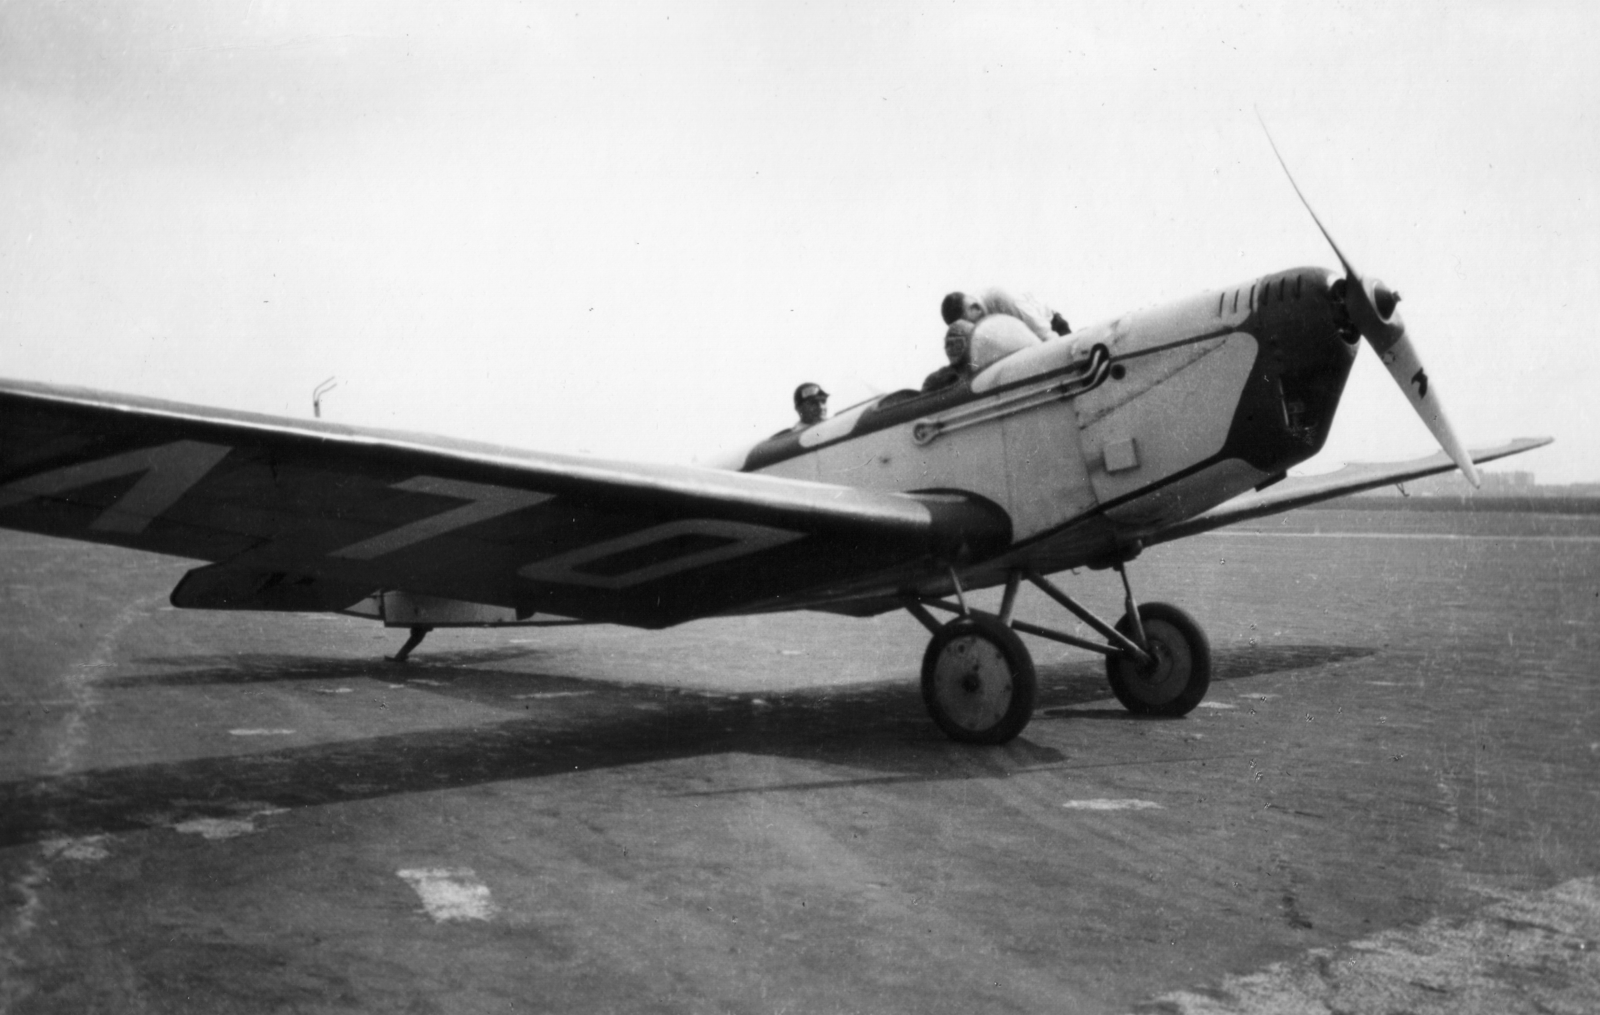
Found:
<box><xmin>107</xmin><ymin>645</ymin><xmax>550</xmax><ymax>687</ymax></box>
<box><xmin>1037</xmin><ymin>643</ymin><xmax>1378</xmax><ymax>719</ymax></box>
<box><xmin>0</xmin><ymin>643</ymin><xmax>1374</xmax><ymax>847</ymax></box>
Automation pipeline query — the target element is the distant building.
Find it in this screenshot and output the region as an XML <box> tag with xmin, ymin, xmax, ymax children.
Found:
<box><xmin>1476</xmin><ymin>470</ymin><xmax>1535</xmax><ymax>494</ymax></box>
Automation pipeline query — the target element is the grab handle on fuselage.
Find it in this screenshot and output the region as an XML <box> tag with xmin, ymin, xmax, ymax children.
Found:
<box><xmin>912</xmin><ymin>344</ymin><xmax>1111</xmax><ymax>446</ymax></box>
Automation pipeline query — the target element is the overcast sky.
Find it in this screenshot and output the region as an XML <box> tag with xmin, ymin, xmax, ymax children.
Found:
<box><xmin>2</xmin><ymin>1</ymin><xmax>1594</xmax><ymax>482</ymax></box>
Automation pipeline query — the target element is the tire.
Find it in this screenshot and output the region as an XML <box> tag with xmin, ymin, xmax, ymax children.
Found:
<box><xmin>921</xmin><ymin>615</ymin><xmax>1037</xmax><ymax>744</ymax></box>
<box><xmin>1105</xmin><ymin>602</ymin><xmax>1211</xmax><ymax>717</ymax></box>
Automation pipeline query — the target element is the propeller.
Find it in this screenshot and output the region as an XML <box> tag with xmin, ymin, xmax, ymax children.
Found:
<box><xmin>1258</xmin><ymin>117</ymin><xmax>1481</xmax><ymax>487</ymax></box>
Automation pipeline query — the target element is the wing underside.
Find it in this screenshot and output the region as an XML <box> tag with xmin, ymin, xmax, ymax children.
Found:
<box><xmin>1145</xmin><ymin>437</ymin><xmax>1553</xmax><ymax>545</ymax></box>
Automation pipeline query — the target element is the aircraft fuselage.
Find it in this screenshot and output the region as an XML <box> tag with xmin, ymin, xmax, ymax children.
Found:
<box><xmin>735</xmin><ymin>267</ymin><xmax>1358</xmax><ymax>583</ymax></box>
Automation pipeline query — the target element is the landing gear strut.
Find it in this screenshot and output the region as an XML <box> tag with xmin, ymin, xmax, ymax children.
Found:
<box><xmin>905</xmin><ymin>564</ymin><xmax>1212</xmax><ymax>744</ymax></box>
<box><xmin>391</xmin><ymin>624</ymin><xmax>432</xmax><ymax>663</ymax></box>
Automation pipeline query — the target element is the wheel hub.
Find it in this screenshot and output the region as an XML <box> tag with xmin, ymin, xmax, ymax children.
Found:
<box><xmin>1132</xmin><ymin>641</ymin><xmax>1173</xmax><ymax>684</ymax></box>
<box><xmin>918</xmin><ymin>616</ymin><xmax>1039</xmax><ymax>744</ymax></box>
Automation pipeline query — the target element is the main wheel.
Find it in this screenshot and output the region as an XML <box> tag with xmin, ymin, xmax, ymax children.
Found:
<box><xmin>1105</xmin><ymin>602</ymin><xmax>1211</xmax><ymax>716</ymax></box>
<box><xmin>921</xmin><ymin>615</ymin><xmax>1037</xmax><ymax>744</ymax></box>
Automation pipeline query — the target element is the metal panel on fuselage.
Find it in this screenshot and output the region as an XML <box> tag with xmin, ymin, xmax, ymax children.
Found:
<box><xmin>757</xmin><ymin>388</ymin><xmax>1093</xmax><ymax>545</ymax></box>
<box><xmin>998</xmin><ymin>402</ymin><xmax>1095</xmax><ymax>541</ymax></box>
<box><xmin>1078</xmin><ymin>331</ymin><xmax>1260</xmax><ymax>508</ymax></box>
<box><xmin>759</xmin><ymin>409</ymin><xmax>1008</xmax><ymax>514</ymax></box>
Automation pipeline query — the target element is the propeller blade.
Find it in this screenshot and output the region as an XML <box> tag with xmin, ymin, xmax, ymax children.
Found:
<box><xmin>1370</xmin><ymin>328</ymin><xmax>1482</xmax><ymax>488</ymax></box>
<box><xmin>1257</xmin><ymin>115</ymin><xmax>1360</xmax><ymax>282</ymax></box>
<box><xmin>1258</xmin><ymin>113</ymin><xmax>1482</xmax><ymax>487</ymax></box>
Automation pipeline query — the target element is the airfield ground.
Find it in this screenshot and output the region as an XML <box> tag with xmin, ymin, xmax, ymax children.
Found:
<box><xmin>2</xmin><ymin>508</ymin><xmax>1598</xmax><ymax>1014</ymax></box>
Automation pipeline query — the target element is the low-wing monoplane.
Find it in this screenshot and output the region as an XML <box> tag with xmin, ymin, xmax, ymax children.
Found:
<box><xmin>0</xmin><ymin>167</ymin><xmax>1550</xmax><ymax>744</ymax></box>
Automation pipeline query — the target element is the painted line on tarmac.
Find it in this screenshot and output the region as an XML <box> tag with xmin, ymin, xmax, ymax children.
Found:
<box><xmin>398</xmin><ymin>868</ymin><xmax>497</xmax><ymax>923</ymax></box>
<box><xmin>1207</xmin><ymin>530</ymin><xmax>1600</xmax><ymax>543</ymax></box>
<box><xmin>1</xmin><ymin>593</ymin><xmax>158</xmax><ymax>1009</ymax></box>
<box><xmin>1133</xmin><ymin>876</ymin><xmax>1600</xmax><ymax>1014</ymax></box>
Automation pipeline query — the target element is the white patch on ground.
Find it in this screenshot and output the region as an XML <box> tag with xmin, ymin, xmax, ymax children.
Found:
<box><xmin>171</xmin><ymin>806</ymin><xmax>288</xmax><ymax>841</ymax></box>
<box><xmin>229</xmin><ymin>728</ymin><xmax>296</xmax><ymax>736</ymax></box>
<box><xmin>41</xmin><ymin>836</ymin><xmax>110</xmax><ymax>861</ymax></box>
<box><xmin>1139</xmin><ymin>876</ymin><xmax>1600</xmax><ymax>1014</ymax></box>
<box><xmin>511</xmin><ymin>691</ymin><xmax>592</xmax><ymax>700</ymax></box>
<box><xmin>1062</xmin><ymin>799</ymin><xmax>1163</xmax><ymax>811</ymax></box>
<box><xmin>1239</xmin><ymin>693</ymin><xmax>1278</xmax><ymax>700</ymax></box>
<box><xmin>173</xmin><ymin>818</ymin><xmax>256</xmax><ymax>840</ymax></box>
<box><xmin>1198</xmin><ymin>702</ymin><xmax>1238</xmax><ymax>709</ymax></box>
<box><xmin>409</xmin><ymin>679</ymin><xmax>450</xmax><ymax>687</ymax></box>
<box><xmin>397</xmin><ymin>868</ymin><xmax>497</xmax><ymax>923</ymax></box>
<box><xmin>311</xmin><ymin>686</ymin><xmax>354</xmax><ymax>695</ymax></box>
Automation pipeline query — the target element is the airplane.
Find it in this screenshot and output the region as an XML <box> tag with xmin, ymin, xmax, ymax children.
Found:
<box><xmin>0</xmin><ymin>170</ymin><xmax>1551</xmax><ymax>746</ymax></box>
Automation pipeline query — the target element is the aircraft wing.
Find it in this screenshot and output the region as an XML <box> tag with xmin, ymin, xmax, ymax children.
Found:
<box><xmin>1146</xmin><ymin>437</ymin><xmax>1554</xmax><ymax>545</ymax></box>
<box><xmin>0</xmin><ymin>379</ymin><xmax>1010</xmax><ymax>628</ymax></box>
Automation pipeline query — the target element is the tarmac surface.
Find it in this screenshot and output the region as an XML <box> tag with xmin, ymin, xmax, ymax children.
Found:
<box><xmin>2</xmin><ymin>507</ymin><xmax>1599</xmax><ymax>1014</ymax></box>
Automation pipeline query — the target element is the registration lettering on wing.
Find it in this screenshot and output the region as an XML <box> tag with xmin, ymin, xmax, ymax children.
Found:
<box><xmin>329</xmin><ymin>477</ymin><xmax>553</xmax><ymax>559</ymax></box>
<box><xmin>326</xmin><ymin>476</ymin><xmax>803</xmax><ymax>589</ymax></box>
<box><xmin>0</xmin><ymin>439</ymin><xmax>232</xmax><ymax>534</ymax></box>
<box><xmin>518</xmin><ymin>519</ymin><xmax>804</xmax><ymax>589</ymax></box>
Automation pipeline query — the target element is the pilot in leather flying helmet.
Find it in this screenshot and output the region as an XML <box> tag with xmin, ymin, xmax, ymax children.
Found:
<box><xmin>791</xmin><ymin>383</ymin><xmax>829</xmax><ymax>430</ymax></box>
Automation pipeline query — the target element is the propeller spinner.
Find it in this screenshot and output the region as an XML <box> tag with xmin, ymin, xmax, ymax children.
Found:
<box><xmin>1259</xmin><ymin>120</ymin><xmax>1481</xmax><ymax>487</ymax></box>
